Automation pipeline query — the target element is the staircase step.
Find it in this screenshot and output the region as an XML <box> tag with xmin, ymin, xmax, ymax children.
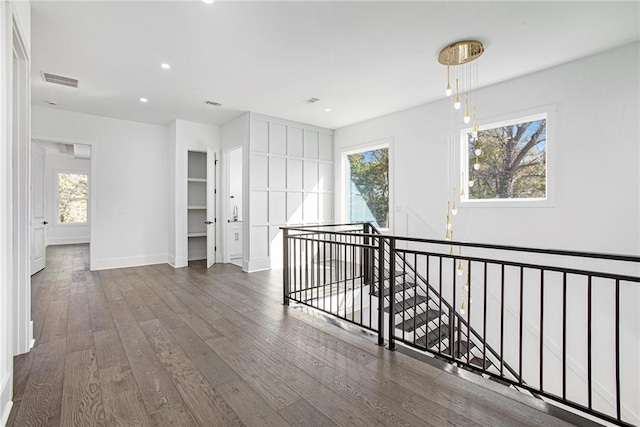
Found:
<box><xmin>383</xmin><ymin>268</ymin><xmax>405</xmax><ymax>280</ymax></box>
<box><xmin>395</xmin><ymin>309</ymin><xmax>442</xmax><ymax>332</ymax></box>
<box><xmin>469</xmin><ymin>356</ymin><xmax>493</xmax><ymax>370</ymax></box>
<box><xmin>371</xmin><ymin>282</ymin><xmax>416</xmax><ymax>297</ymax></box>
<box><xmin>415</xmin><ymin>324</ymin><xmax>450</xmax><ymax>349</ymax></box>
<box><xmin>454</xmin><ymin>340</ymin><xmax>476</xmax><ymax>355</ymax></box>
<box><xmin>383</xmin><ymin>295</ymin><xmax>427</xmax><ymax>313</ymax></box>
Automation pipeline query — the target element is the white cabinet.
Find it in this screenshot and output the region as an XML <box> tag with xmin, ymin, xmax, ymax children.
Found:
<box><xmin>227</xmin><ymin>221</ymin><xmax>242</xmax><ymax>261</ymax></box>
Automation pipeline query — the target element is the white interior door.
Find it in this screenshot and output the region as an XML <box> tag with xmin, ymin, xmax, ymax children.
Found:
<box><xmin>206</xmin><ymin>148</ymin><xmax>216</xmax><ymax>268</ymax></box>
<box><xmin>30</xmin><ymin>146</ymin><xmax>46</xmax><ymax>274</ymax></box>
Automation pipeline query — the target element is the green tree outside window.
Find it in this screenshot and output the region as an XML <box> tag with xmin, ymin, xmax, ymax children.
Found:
<box><xmin>466</xmin><ymin>117</ymin><xmax>546</xmax><ymax>200</ymax></box>
<box><xmin>58</xmin><ymin>173</ymin><xmax>88</xmax><ymax>223</ymax></box>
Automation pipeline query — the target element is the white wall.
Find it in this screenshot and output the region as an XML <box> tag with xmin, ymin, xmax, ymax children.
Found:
<box><xmin>335</xmin><ymin>43</ymin><xmax>639</xmax><ymax>255</ymax></box>
<box><xmin>41</xmin><ymin>153</ymin><xmax>91</xmax><ymax>245</ymax></box>
<box><xmin>32</xmin><ymin>106</ymin><xmax>170</xmax><ymax>270</ymax></box>
<box><xmin>248</xmin><ymin>112</ymin><xmax>334</xmax><ymax>271</ymax></box>
<box><xmin>335</xmin><ymin>43</ymin><xmax>640</xmax><ymax>423</ymax></box>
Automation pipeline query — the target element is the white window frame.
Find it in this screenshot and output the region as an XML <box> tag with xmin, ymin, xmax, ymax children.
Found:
<box><xmin>459</xmin><ymin>106</ymin><xmax>555</xmax><ymax>208</ymax></box>
<box><xmin>55</xmin><ymin>170</ymin><xmax>90</xmax><ymax>226</ymax></box>
<box><xmin>341</xmin><ymin>138</ymin><xmax>393</xmax><ymax>231</ymax></box>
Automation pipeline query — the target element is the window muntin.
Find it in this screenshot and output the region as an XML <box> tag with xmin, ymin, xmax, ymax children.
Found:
<box><xmin>463</xmin><ymin>114</ymin><xmax>547</xmax><ymax>202</ymax></box>
<box><xmin>57</xmin><ymin>172</ymin><xmax>88</xmax><ymax>224</ymax></box>
<box><xmin>345</xmin><ymin>146</ymin><xmax>389</xmax><ymax>228</ymax></box>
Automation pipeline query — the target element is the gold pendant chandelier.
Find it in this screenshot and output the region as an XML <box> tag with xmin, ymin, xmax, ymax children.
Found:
<box><xmin>438</xmin><ymin>39</ymin><xmax>484</xmax><ymax>133</ymax></box>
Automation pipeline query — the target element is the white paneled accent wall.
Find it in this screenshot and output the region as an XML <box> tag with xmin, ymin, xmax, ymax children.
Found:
<box><xmin>247</xmin><ymin>114</ymin><xmax>333</xmax><ymax>271</ymax></box>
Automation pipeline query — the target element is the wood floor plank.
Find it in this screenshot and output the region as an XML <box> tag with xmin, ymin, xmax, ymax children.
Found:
<box><xmin>98</xmin><ymin>270</ymin><xmax>124</xmax><ymax>301</ymax></box>
<box><xmin>160</xmin><ymin>313</ymin><xmax>240</xmax><ymax>387</ymax></box>
<box><xmin>12</xmin><ymin>351</ymin><xmax>34</xmax><ymax>402</ymax></box>
<box><xmin>216</xmin><ymin>380</ymin><xmax>292</xmax><ymax>427</ymax></box>
<box><xmin>100</xmin><ymin>366</ymin><xmax>152</xmax><ymax>427</ymax></box>
<box><xmin>278</xmin><ymin>398</ymin><xmax>338</xmax><ymax>427</ymax></box>
<box><xmin>139</xmin><ymin>318</ymin><xmax>181</xmax><ymax>355</ymax></box>
<box><xmin>61</xmin><ymin>347</ymin><xmax>106</xmax><ymax>426</ymax></box>
<box><xmin>88</xmin><ymin>295</ymin><xmax>116</xmax><ymax>333</ymax></box>
<box><xmin>109</xmin><ymin>300</ymin><xmax>188</xmax><ymax>415</ymax></box>
<box><xmin>93</xmin><ymin>328</ymin><xmax>128</xmax><ymax>370</ymax></box>
<box><xmin>13</xmin><ymin>339</ymin><xmax>67</xmax><ymax>427</ymax></box>
<box><xmin>156</xmin><ymin>347</ymin><xmax>245</xmax><ymax>426</ymax></box>
<box><xmin>38</xmin><ymin>319</ymin><xmax>68</xmax><ymax>344</ymax></box>
<box><xmin>207</xmin><ymin>335</ymin><xmax>300</xmax><ymax>410</ymax></box>
<box><xmin>66</xmin><ymin>320</ymin><xmax>95</xmax><ymax>354</ymax></box>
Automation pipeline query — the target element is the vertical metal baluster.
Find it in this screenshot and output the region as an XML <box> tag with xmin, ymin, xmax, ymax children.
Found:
<box><xmin>311</xmin><ymin>238</ymin><xmax>315</xmax><ymax>308</ymax></box>
<box><xmin>439</xmin><ymin>256</ymin><xmax>443</xmax><ymax>354</ymax></box>
<box><xmin>467</xmin><ymin>259</ymin><xmax>472</xmax><ymax>364</ymax></box>
<box><xmin>587</xmin><ymin>275</ymin><xmax>592</xmax><ymax>410</ymax></box>
<box><xmin>413</xmin><ymin>253</ymin><xmax>417</xmax><ymax>345</ymax></box>
<box><xmin>426</xmin><ymin>254</ymin><xmax>430</xmax><ymax>349</ymax></box>
<box><xmin>451</xmin><ymin>255</ymin><xmax>457</xmax><ymax>358</ymax></box>
<box><xmin>402</xmin><ymin>252</ymin><xmax>407</xmax><ymax>343</ymax></box>
<box><xmin>562</xmin><ymin>272</ymin><xmax>567</xmax><ymax>400</ymax></box>
<box><xmin>360</xmin><ymin>237</ymin><xmax>364</xmax><ymax>327</ymax></box>
<box><xmin>519</xmin><ymin>266</ymin><xmax>524</xmax><ymax>383</ymax></box>
<box><xmin>343</xmin><ymin>243</ymin><xmax>347</xmax><ymax>319</ymax></box>
<box><xmin>352</xmin><ymin>234</ymin><xmax>356</xmax><ymax>322</ymax></box>
<box><xmin>500</xmin><ymin>264</ymin><xmax>505</xmax><ymax>376</ymax></box>
<box><xmin>615</xmin><ymin>279</ymin><xmax>621</xmax><ymax>422</ymax></box>
<box><xmin>283</xmin><ymin>228</ymin><xmax>289</xmax><ymax>305</ymax></box>
<box><xmin>323</xmin><ymin>233</ymin><xmax>327</xmax><ymax>312</ymax></box>
<box><xmin>483</xmin><ymin>262</ymin><xmax>487</xmax><ymax>370</ymax></box>
<box><xmin>377</xmin><ymin>237</ymin><xmax>385</xmax><ymax>346</ymax></box>
<box><xmin>292</xmin><ymin>237</ymin><xmax>297</xmax><ymax>301</ymax></box>
<box><xmin>388</xmin><ymin>238</ymin><xmax>396</xmax><ymax>351</ymax></box>
<box><xmin>540</xmin><ymin>269</ymin><xmax>545</xmax><ymax>392</ymax></box>
<box><xmin>329</xmin><ymin>236</ymin><xmax>333</xmax><ymax>315</ymax></box>
<box><xmin>308</xmin><ymin>237</ymin><xmax>312</xmax><ymax>306</ymax></box>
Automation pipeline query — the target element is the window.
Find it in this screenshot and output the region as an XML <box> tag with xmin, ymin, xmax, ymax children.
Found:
<box><xmin>345</xmin><ymin>145</ymin><xmax>389</xmax><ymax>228</ymax></box>
<box><xmin>462</xmin><ymin>113</ymin><xmax>547</xmax><ymax>202</ymax></box>
<box><xmin>57</xmin><ymin>172</ymin><xmax>88</xmax><ymax>224</ymax></box>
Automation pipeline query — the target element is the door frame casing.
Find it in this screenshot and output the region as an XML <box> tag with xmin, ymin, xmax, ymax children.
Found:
<box><xmin>31</xmin><ymin>134</ymin><xmax>98</xmax><ymax>270</ymax></box>
<box><xmin>11</xmin><ymin>12</ymin><xmax>32</xmax><ymax>356</ymax></box>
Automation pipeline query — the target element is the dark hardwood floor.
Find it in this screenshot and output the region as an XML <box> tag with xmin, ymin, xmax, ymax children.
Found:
<box><xmin>7</xmin><ymin>244</ymin><xmax>575</xmax><ymax>426</ymax></box>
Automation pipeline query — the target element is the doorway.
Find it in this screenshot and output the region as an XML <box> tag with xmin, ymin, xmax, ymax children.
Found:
<box><xmin>224</xmin><ymin>146</ymin><xmax>243</xmax><ymax>267</ymax></box>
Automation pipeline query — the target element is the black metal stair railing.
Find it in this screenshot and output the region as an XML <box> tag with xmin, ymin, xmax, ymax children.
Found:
<box><xmin>281</xmin><ymin>223</ymin><xmax>640</xmax><ymax>427</ymax></box>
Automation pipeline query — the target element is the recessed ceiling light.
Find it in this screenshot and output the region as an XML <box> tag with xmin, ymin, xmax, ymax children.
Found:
<box><xmin>46</xmin><ymin>100</ymin><xmax>58</xmax><ymax>106</ymax></box>
<box><xmin>140</xmin><ymin>97</ymin><xmax>148</xmax><ymax>103</ymax></box>
<box><xmin>161</xmin><ymin>63</ymin><xmax>171</xmax><ymax>69</ymax></box>
<box><xmin>325</xmin><ymin>108</ymin><xmax>331</xmax><ymax>113</ymax></box>
<box><xmin>202</xmin><ymin>0</ymin><xmax>214</xmax><ymax>4</ymax></box>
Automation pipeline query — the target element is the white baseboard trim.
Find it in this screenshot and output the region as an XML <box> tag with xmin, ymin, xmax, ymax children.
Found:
<box><xmin>0</xmin><ymin>373</ymin><xmax>13</xmax><ymax>427</ymax></box>
<box><xmin>246</xmin><ymin>257</ymin><xmax>271</xmax><ymax>272</ymax></box>
<box><xmin>46</xmin><ymin>236</ymin><xmax>90</xmax><ymax>246</ymax></box>
<box><xmin>90</xmin><ymin>253</ymin><xmax>168</xmax><ymax>271</ymax></box>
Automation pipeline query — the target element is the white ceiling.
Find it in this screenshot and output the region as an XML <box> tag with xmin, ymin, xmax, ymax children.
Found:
<box><xmin>30</xmin><ymin>1</ymin><xmax>640</xmax><ymax>130</ymax></box>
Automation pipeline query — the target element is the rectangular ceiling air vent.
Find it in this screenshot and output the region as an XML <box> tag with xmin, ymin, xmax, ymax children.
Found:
<box><xmin>304</xmin><ymin>97</ymin><xmax>320</xmax><ymax>104</ymax></box>
<box><xmin>41</xmin><ymin>72</ymin><xmax>79</xmax><ymax>88</ymax></box>
<box><xmin>204</xmin><ymin>100</ymin><xmax>222</xmax><ymax>107</ymax></box>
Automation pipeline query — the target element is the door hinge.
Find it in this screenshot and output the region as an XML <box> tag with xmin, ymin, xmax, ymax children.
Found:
<box><xmin>215</xmin><ymin>218</ymin><xmax>217</xmax><ymax>223</ymax></box>
<box><xmin>215</xmin><ymin>160</ymin><xmax>218</xmax><ymax>165</ymax></box>
<box><xmin>214</xmin><ymin>189</ymin><xmax>217</xmax><ymax>194</ymax></box>
<box><xmin>215</xmin><ymin>246</ymin><xmax>217</xmax><ymax>251</ymax></box>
